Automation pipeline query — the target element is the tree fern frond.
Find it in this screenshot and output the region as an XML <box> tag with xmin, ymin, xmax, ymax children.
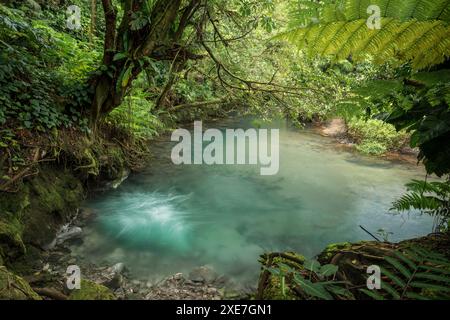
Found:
<box><xmin>277</xmin><ymin>18</ymin><xmax>450</xmax><ymax>70</ymax></box>
<box><xmin>391</xmin><ymin>193</ymin><xmax>444</xmax><ymax>212</ymax></box>
<box><xmin>355</xmin><ymin>18</ymin><xmax>396</xmax><ymax>58</ymax></box>
<box><xmin>381</xmin><ymin>280</ymin><xmax>401</xmax><ymax>299</ymax></box>
<box><xmin>394</xmin><ymin>251</ymin><xmax>418</xmax><ymax>270</ymax></box>
<box><xmin>436</xmin><ymin>0</ymin><xmax>450</xmax><ymax>21</ymax></box>
<box><xmin>415</xmin><ymin>273</ymin><xmax>450</xmax><ymax>283</ymax></box>
<box><xmin>384</xmin><ymin>256</ymin><xmax>412</xmax><ymax>279</ymax></box>
<box><xmin>361</xmin><ymin>246</ymin><xmax>450</xmax><ymax>300</ymax></box>
<box><xmin>333</xmin><ymin>20</ymin><xmax>368</xmax><ymax>59</ymax></box>
<box><xmin>279</xmin><ymin>0</ymin><xmax>450</xmax><ymax>69</ymax></box>
<box><xmin>381</xmin><ymin>267</ymin><xmax>407</xmax><ymax>288</ymax></box>
<box><xmin>360</xmin><ymin>288</ymin><xmax>385</xmax><ymax>300</ymax></box>
<box><xmin>409</xmin><ymin>282</ymin><xmax>450</xmax><ymax>292</ymax></box>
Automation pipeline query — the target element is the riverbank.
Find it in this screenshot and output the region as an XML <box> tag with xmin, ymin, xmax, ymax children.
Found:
<box><xmin>257</xmin><ymin>233</ymin><xmax>450</xmax><ymax>300</ymax></box>
<box><xmin>316</xmin><ymin>118</ymin><xmax>419</xmax><ymax>164</ymax></box>
<box><xmin>0</xmin><ymin>123</ymin><xmax>153</xmax><ymax>298</ymax></box>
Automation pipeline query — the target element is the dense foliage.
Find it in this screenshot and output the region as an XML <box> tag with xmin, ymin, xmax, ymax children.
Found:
<box><xmin>0</xmin><ymin>0</ymin><xmax>449</xmax><ymax>301</ymax></box>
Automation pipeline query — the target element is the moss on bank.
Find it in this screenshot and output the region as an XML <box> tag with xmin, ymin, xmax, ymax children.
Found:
<box><xmin>316</xmin><ymin>242</ymin><xmax>353</xmax><ymax>262</ymax></box>
<box><xmin>0</xmin><ymin>166</ymin><xmax>83</xmax><ymax>266</ymax></box>
<box><xmin>68</xmin><ymin>280</ymin><xmax>115</xmax><ymax>300</ymax></box>
<box><xmin>256</xmin><ymin>252</ymin><xmax>306</xmax><ymax>300</ymax></box>
<box><xmin>0</xmin><ymin>266</ymin><xmax>41</xmax><ymax>300</ymax></box>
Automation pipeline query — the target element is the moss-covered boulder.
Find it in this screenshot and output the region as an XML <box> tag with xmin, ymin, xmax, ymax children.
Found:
<box><xmin>0</xmin><ymin>217</ymin><xmax>26</xmax><ymax>262</ymax></box>
<box><xmin>23</xmin><ymin>166</ymin><xmax>83</xmax><ymax>246</ymax></box>
<box><xmin>0</xmin><ymin>266</ymin><xmax>41</xmax><ymax>300</ymax></box>
<box><xmin>68</xmin><ymin>280</ymin><xmax>115</xmax><ymax>300</ymax></box>
<box><xmin>0</xmin><ymin>165</ymin><xmax>83</xmax><ymax>259</ymax></box>
<box><xmin>316</xmin><ymin>241</ymin><xmax>353</xmax><ymax>263</ymax></box>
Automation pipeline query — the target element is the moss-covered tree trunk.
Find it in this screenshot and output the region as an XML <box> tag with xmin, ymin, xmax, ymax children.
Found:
<box><xmin>90</xmin><ymin>0</ymin><xmax>202</xmax><ymax>127</ymax></box>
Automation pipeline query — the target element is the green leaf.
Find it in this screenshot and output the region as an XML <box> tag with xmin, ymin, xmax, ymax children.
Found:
<box><xmin>304</xmin><ymin>259</ymin><xmax>321</xmax><ymax>273</ymax></box>
<box><xmin>415</xmin><ymin>273</ymin><xmax>450</xmax><ymax>283</ymax></box>
<box><xmin>277</xmin><ymin>262</ymin><xmax>295</xmax><ymax>274</ymax></box>
<box><xmin>404</xmin><ymin>292</ymin><xmax>431</xmax><ymax>300</ymax></box>
<box><xmin>281</xmin><ymin>276</ymin><xmax>286</xmax><ymax>297</ymax></box>
<box><xmin>394</xmin><ymin>251</ymin><xmax>417</xmax><ymax>270</ymax></box>
<box><xmin>409</xmin><ymin>282</ymin><xmax>450</xmax><ymax>292</ymax></box>
<box><xmin>320</xmin><ymin>264</ymin><xmax>339</xmax><ymax>277</ymax></box>
<box><xmin>381</xmin><ymin>267</ymin><xmax>407</xmax><ymax>288</ymax></box>
<box><xmin>419</xmin><ymin>265</ymin><xmax>450</xmax><ymax>275</ymax></box>
<box><xmin>113</xmin><ymin>52</ymin><xmax>128</xmax><ymax>61</ymax></box>
<box><xmin>384</xmin><ymin>256</ymin><xmax>412</xmax><ymax>279</ymax></box>
<box><xmin>263</xmin><ymin>266</ymin><xmax>281</xmax><ymax>276</ymax></box>
<box><xmin>293</xmin><ymin>274</ymin><xmax>333</xmax><ymax>300</ymax></box>
<box><xmin>360</xmin><ymin>289</ymin><xmax>385</xmax><ymax>300</ymax></box>
<box><xmin>121</xmin><ymin>64</ymin><xmax>134</xmax><ymax>88</ymax></box>
<box><xmin>381</xmin><ymin>280</ymin><xmax>400</xmax><ymax>299</ymax></box>
<box><xmin>325</xmin><ymin>284</ymin><xmax>354</xmax><ymax>299</ymax></box>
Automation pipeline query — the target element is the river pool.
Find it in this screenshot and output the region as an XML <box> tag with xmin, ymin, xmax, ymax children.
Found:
<box><xmin>70</xmin><ymin>118</ymin><xmax>433</xmax><ymax>287</ymax></box>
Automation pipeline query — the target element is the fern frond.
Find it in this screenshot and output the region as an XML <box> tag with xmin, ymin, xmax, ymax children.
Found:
<box><xmin>279</xmin><ymin>0</ymin><xmax>450</xmax><ymax>69</ymax></box>
<box><xmin>361</xmin><ymin>246</ymin><xmax>450</xmax><ymax>300</ymax></box>
<box><xmin>391</xmin><ymin>192</ymin><xmax>444</xmax><ymax>212</ymax></box>
<box><xmin>314</xmin><ymin>0</ymin><xmax>450</xmax><ymax>22</ymax></box>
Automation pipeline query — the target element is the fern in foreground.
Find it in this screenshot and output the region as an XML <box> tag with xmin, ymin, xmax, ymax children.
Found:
<box><xmin>361</xmin><ymin>245</ymin><xmax>450</xmax><ymax>300</ymax></box>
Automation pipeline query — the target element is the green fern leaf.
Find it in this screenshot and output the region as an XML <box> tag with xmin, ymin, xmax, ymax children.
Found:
<box><xmin>381</xmin><ymin>280</ymin><xmax>401</xmax><ymax>299</ymax></box>
<box><xmin>404</xmin><ymin>292</ymin><xmax>432</xmax><ymax>300</ymax></box>
<box><xmin>394</xmin><ymin>251</ymin><xmax>418</xmax><ymax>270</ymax></box>
<box><xmin>409</xmin><ymin>281</ymin><xmax>450</xmax><ymax>292</ymax></box>
<box><xmin>381</xmin><ymin>267</ymin><xmax>407</xmax><ymax>288</ymax></box>
<box><xmin>279</xmin><ymin>0</ymin><xmax>450</xmax><ymax>69</ymax></box>
<box><xmin>360</xmin><ymin>288</ymin><xmax>385</xmax><ymax>300</ymax></box>
<box><xmin>415</xmin><ymin>272</ymin><xmax>450</xmax><ymax>283</ymax></box>
<box><xmin>419</xmin><ymin>265</ymin><xmax>450</xmax><ymax>274</ymax></box>
<box><xmin>384</xmin><ymin>256</ymin><xmax>412</xmax><ymax>278</ymax></box>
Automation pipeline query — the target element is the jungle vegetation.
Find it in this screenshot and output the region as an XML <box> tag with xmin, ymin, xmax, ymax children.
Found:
<box><xmin>0</xmin><ymin>0</ymin><xmax>449</xmax><ymax>300</ymax></box>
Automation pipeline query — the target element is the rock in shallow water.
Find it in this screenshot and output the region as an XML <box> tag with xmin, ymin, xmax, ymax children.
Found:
<box><xmin>43</xmin><ymin>226</ymin><xmax>83</xmax><ymax>250</ymax></box>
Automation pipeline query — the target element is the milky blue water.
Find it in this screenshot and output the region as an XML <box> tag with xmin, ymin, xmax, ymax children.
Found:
<box><xmin>71</xmin><ymin>118</ymin><xmax>433</xmax><ymax>286</ymax></box>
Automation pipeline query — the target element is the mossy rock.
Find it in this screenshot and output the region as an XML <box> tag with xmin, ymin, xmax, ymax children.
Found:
<box><xmin>0</xmin><ymin>217</ymin><xmax>26</xmax><ymax>261</ymax></box>
<box><xmin>317</xmin><ymin>242</ymin><xmax>353</xmax><ymax>263</ymax></box>
<box><xmin>22</xmin><ymin>166</ymin><xmax>83</xmax><ymax>247</ymax></box>
<box><xmin>0</xmin><ymin>266</ymin><xmax>41</xmax><ymax>300</ymax></box>
<box><xmin>68</xmin><ymin>280</ymin><xmax>115</xmax><ymax>300</ymax></box>
<box><xmin>0</xmin><ymin>165</ymin><xmax>83</xmax><ymax>266</ymax></box>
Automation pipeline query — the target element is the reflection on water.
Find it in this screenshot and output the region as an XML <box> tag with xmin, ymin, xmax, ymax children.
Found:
<box><xmin>71</xmin><ymin>118</ymin><xmax>433</xmax><ymax>286</ymax></box>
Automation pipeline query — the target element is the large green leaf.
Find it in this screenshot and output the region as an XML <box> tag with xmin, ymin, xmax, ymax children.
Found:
<box><xmin>121</xmin><ymin>64</ymin><xmax>134</xmax><ymax>88</ymax></box>
<box><xmin>320</xmin><ymin>264</ymin><xmax>339</xmax><ymax>277</ymax></box>
<box><xmin>293</xmin><ymin>274</ymin><xmax>333</xmax><ymax>300</ymax></box>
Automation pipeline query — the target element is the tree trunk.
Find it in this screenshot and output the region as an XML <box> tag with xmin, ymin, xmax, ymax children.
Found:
<box><xmin>90</xmin><ymin>0</ymin><xmax>186</xmax><ymax>127</ymax></box>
